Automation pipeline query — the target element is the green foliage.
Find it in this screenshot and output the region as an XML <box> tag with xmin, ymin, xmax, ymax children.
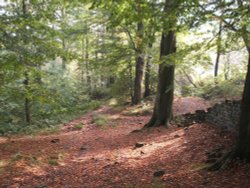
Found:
<box><xmin>73</xmin><ymin>124</ymin><xmax>84</xmax><ymax>130</ymax></box>
<box><xmin>0</xmin><ymin>0</ymin><xmax>249</xmax><ymax>137</ymax></box>
<box><xmin>111</xmin><ymin>71</ymin><xmax>132</xmax><ymax>102</ymax></box>
<box><xmin>199</xmin><ymin>78</ymin><xmax>245</xmax><ymax>100</ymax></box>
<box><xmin>48</xmin><ymin>159</ymin><xmax>59</xmax><ymax>166</ymax></box>
<box><xmin>92</xmin><ymin>114</ymin><xmax>109</xmax><ymax>128</ymax></box>
<box><xmin>91</xmin><ymin>88</ymin><xmax>111</xmax><ymax>100</ymax></box>
<box><xmin>122</xmin><ymin>102</ymin><xmax>153</xmax><ymax>116</ymax></box>
<box><xmin>11</xmin><ymin>153</ymin><xmax>23</xmax><ymax>163</ymax></box>
<box><xmin>176</xmin><ymin>70</ymin><xmax>246</xmax><ymax>100</ymax></box>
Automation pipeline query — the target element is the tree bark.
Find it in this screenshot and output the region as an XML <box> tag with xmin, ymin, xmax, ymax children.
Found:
<box><xmin>214</xmin><ymin>21</ymin><xmax>222</xmax><ymax>80</ymax></box>
<box><xmin>145</xmin><ymin>31</ymin><xmax>176</xmax><ymax>127</ymax></box>
<box><xmin>128</xmin><ymin>60</ymin><xmax>134</xmax><ymax>103</ymax></box>
<box><xmin>22</xmin><ymin>0</ymin><xmax>31</xmax><ymax>124</ymax></box>
<box><xmin>236</xmin><ymin>50</ymin><xmax>250</xmax><ymax>161</ymax></box>
<box><xmin>24</xmin><ymin>73</ymin><xmax>31</xmax><ymax>124</ymax></box>
<box><xmin>144</xmin><ymin>43</ymin><xmax>153</xmax><ymax>98</ymax></box>
<box><xmin>224</xmin><ymin>53</ymin><xmax>230</xmax><ymax>80</ymax></box>
<box><xmin>133</xmin><ymin>22</ymin><xmax>145</xmax><ymax>105</ymax></box>
<box><xmin>85</xmin><ymin>37</ymin><xmax>91</xmax><ymax>94</ymax></box>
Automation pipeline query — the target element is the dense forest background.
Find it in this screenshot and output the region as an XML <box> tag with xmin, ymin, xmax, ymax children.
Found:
<box><xmin>1</xmin><ymin>0</ymin><xmax>250</xmax><ymax>187</ymax></box>
<box><xmin>0</xmin><ymin>0</ymin><xmax>249</xmax><ymax>134</ymax></box>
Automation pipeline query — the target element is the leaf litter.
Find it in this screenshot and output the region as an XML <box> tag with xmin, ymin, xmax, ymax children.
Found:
<box><xmin>0</xmin><ymin>97</ymin><xmax>249</xmax><ymax>188</ymax></box>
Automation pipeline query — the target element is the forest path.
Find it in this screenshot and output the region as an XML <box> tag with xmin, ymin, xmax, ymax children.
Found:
<box><xmin>0</xmin><ymin>97</ymin><xmax>249</xmax><ymax>188</ymax></box>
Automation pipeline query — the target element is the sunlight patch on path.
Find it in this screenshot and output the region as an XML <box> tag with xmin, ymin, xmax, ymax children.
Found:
<box><xmin>71</xmin><ymin>129</ymin><xmax>187</xmax><ymax>168</ymax></box>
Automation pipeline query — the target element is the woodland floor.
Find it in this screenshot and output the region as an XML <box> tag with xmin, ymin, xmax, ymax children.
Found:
<box><xmin>0</xmin><ymin>97</ymin><xmax>250</xmax><ymax>188</ymax></box>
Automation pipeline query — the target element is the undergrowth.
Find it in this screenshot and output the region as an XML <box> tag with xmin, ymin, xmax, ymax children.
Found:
<box><xmin>92</xmin><ymin>114</ymin><xmax>110</xmax><ymax>128</ymax></box>
<box><xmin>0</xmin><ymin>100</ymin><xmax>101</xmax><ymax>136</ymax></box>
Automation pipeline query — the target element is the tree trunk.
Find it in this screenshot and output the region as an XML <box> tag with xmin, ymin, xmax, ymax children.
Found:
<box><xmin>145</xmin><ymin>31</ymin><xmax>176</xmax><ymax>127</ymax></box>
<box><xmin>24</xmin><ymin>73</ymin><xmax>31</xmax><ymax>124</ymax></box>
<box><xmin>61</xmin><ymin>6</ymin><xmax>67</xmax><ymax>70</ymax></box>
<box><xmin>85</xmin><ymin>37</ymin><xmax>91</xmax><ymax>94</ymax></box>
<box><xmin>133</xmin><ymin>54</ymin><xmax>144</xmax><ymax>104</ymax></box>
<box><xmin>133</xmin><ymin>22</ymin><xmax>145</xmax><ymax>105</ymax></box>
<box><xmin>236</xmin><ymin>51</ymin><xmax>250</xmax><ymax>161</ymax></box>
<box><xmin>144</xmin><ymin>43</ymin><xmax>153</xmax><ymax>98</ymax></box>
<box><xmin>22</xmin><ymin>0</ymin><xmax>31</xmax><ymax>124</ymax></box>
<box><xmin>128</xmin><ymin>60</ymin><xmax>134</xmax><ymax>103</ymax></box>
<box><xmin>214</xmin><ymin>22</ymin><xmax>222</xmax><ymax>81</ymax></box>
<box><xmin>224</xmin><ymin>53</ymin><xmax>230</xmax><ymax>80</ymax></box>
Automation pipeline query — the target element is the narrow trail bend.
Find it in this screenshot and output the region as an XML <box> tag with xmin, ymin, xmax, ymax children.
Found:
<box><xmin>0</xmin><ymin>97</ymin><xmax>249</xmax><ymax>188</ymax></box>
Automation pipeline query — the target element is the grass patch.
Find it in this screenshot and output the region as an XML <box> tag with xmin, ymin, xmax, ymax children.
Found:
<box><xmin>28</xmin><ymin>155</ymin><xmax>40</xmax><ymax>166</ymax></box>
<box><xmin>11</xmin><ymin>152</ymin><xmax>23</xmax><ymax>162</ymax></box>
<box><xmin>92</xmin><ymin>114</ymin><xmax>109</xmax><ymax>128</ymax></box>
<box><xmin>73</xmin><ymin>123</ymin><xmax>84</xmax><ymax>130</ymax></box>
<box><xmin>123</xmin><ymin>103</ymin><xmax>153</xmax><ymax>116</ymax></box>
<box><xmin>48</xmin><ymin>153</ymin><xmax>65</xmax><ymax>166</ymax></box>
<box><xmin>49</xmin><ymin>159</ymin><xmax>59</xmax><ymax>166</ymax></box>
<box><xmin>38</xmin><ymin>125</ymin><xmax>61</xmax><ymax>135</ymax></box>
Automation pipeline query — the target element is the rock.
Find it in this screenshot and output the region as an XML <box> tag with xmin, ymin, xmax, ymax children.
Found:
<box><xmin>174</xmin><ymin>134</ymin><xmax>180</xmax><ymax>138</ymax></box>
<box><xmin>80</xmin><ymin>147</ymin><xmax>87</xmax><ymax>151</ymax></box>
<box><xmin>153</xmin><ymin>170</ymin><xmax>165</xmax><ymax>177</ymax></box>
<box><xmin>135</xmin><ymin>142</ymin><xmax>144</xmax><ymax>148</ymax></box>
<box><xmin>131</xmin><ymin>129</ymin><xmax>141</xmax><ymax>133</ymax></box>
<box><xmin>51</xmin><ymin>138</ymin><xmax>60</xmax><ymax>143</ymax></box>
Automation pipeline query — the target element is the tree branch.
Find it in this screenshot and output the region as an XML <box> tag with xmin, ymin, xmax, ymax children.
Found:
<box><xmin>123</xmin><ymin>27</ymin><xmax>137</xmax><ymax>52</ymax></box>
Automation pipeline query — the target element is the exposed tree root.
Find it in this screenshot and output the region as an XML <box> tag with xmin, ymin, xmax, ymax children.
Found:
<box><xmin>144</xmin><ymin>119</ymin><xmax>166</xmax><ymax>128</ymax></box>
<box><xmin>206</xmin><ymin>149</ymin><xmax>236</xmax><ymax>171</ymax></box>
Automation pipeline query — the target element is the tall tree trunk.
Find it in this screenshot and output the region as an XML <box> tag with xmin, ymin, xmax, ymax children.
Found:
<box><xmin>133</xmin><ymin>22</ymin><xmax>145</xmax><ymax>105</ymax></box>
<box><xmin>144</xmin><ymin>43</ymin><xmax>153</xmax><ymax>98</ymax></box>
<box><xmin>24</xmin><ymin>72</ymin><xmax>31</xmax><ymax>124</ymax></box>
<box><xmin>224</xmin><ymin>53</ymin><xmax>230</xmax><ymax>80</ymax></box>
<box><xmin>22</xmin><ymin>0</ymin><xmax>31</xmax><ymax>124</ymax></box>
<box><xmin>214</xmin><ymin>21</ymin><xmax>222</xmax><ymax>81</ymax></box>
<box><xmin>236</xmin><ymin>49</ymin><xmax>250</xmax><ymax>161</ymax></box>
<box><xmin>61</xmin><ymin>6</ymin><xmax>67</xmax><ymax>70</ymax></box>
<box><xmin>145</xmin><ymin>31</ymin><xmax>176</xmax><ymax>127</ymax></box>
<box><xmin>85</xmin><ymin>37</ymin><xmax>91</xmax><ymax>94</ymax></box>
<box><xmin>133</xmin><ymin>54</ymin><xmax>144</xmax><ymax>104</ymax></box>
<box><xmin>128</xmin><ymin>60</ymin><xmax>134</xmax><ymax>103</ymax></box>
<box><xmin>81</xmin><ymin>37</ymin><xmax>85</xmax><ymax>84</ymax></box>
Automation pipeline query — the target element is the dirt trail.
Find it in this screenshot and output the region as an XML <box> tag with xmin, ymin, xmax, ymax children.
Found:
<box><xmin>0</xmin><ymin>97</ymin><xmax>249</xmax><ymax>188</ymax></box>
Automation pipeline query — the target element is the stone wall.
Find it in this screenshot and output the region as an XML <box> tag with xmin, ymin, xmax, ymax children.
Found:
<box><xmin>175</xmin><ymin>100</ymin><xmax>241</xmax><ymax>130</ymax></box>
<box><xmin>205</xmin><ymin>100</ymin><xmax>241</xmax><ymax>130</ymax></box>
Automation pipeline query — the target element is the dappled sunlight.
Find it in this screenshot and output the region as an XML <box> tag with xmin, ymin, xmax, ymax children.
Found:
<box><xmin>115</xmin><ymin>138</ymin><xmax>185</xmax><ymax>168</ymax></box>
<box><xmin>72</xmin><ymin>128</ymin><xmax>187</xmax><ymax>169</ymax></box>
<box><xmin>109</xmin><ymin>114</ymin><xmax>121</xmax><ymax>120</ymax></box>
<box><xmin>0</xmin><ymin>160</ymin><xmax>8</xmax><ymax>168</ymax></box>
<box><xmin>169</xmin><ymin>129</ymin><xmax>185</xmax><ymax>137</ymax></box>
<box><xmin>20</xmin><ymin>165</ymin><xmax>47</xmax><ymax>177</ymax></box>
<box><xmin>0</xmin><ymin>138</ymin><xmax>7</xmax><ymax>144</ymax></box>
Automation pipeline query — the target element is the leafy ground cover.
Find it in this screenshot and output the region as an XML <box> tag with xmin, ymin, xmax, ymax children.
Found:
<box><xmin>0</xmin><ymin>97</ymin><xmax>249</xmax><ymax>188</ymax></box>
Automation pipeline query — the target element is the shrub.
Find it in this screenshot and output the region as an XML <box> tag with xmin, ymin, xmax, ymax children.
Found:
<box><xmin>92</xmin><ymin>114</ymin><xmax>109</xmax><ymax>128</ymax></box>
